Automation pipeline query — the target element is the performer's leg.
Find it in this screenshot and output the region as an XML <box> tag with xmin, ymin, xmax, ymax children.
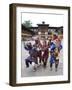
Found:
<box><xmin>34</xmin><ymin>57</ymin><xmax>38</xmax><ymax>64</ymax></box>
<box><xmin>32</xmin><ymin>62</ymin><xmax>37</xmax><ymax>72</ymax></box>
<box><xmin>39</xmin><ymin>56</ymin><xmax>41</xmax><ymax>63</ymax></box>
<box><xmin>25</xmin><ymin>59</ymin><xmax>29</xmax><ymax>68</ymax></box>
<box><xmin>42</xmin><ymin>56</ymin><xmax>45</xmax><ymax>67</ymax></box>
<box><xmin>25</xmin><ymin>56</ymin><xmax>32</xmax><ymax>68</ymax></box>
<box><xmin>38</xmin><ymin>51</ymin><xmax>42</xmax><ymax>64</ymax></box>
<box><xmin>44</xmin><ymin>56</ymin><xmax>48</xmax><ymax>68</ymax></box>
<box><xmin>50</xmin><ymin>63</ymin><xmax>53</xmax><ymax>71</ymax></box>
<box><xmin>55</xmin><ymin>59</ymin><xmax>59</xmax><ymax>71</ymax></box>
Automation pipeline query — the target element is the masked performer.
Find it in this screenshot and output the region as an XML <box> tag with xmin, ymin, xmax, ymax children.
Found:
<box><xmin>24</xmin><ymin>43</ymin><xmax>38</xmax><ymax>71</ymax></box>
<box><xmin>42</xmin><ymin>40</ymin><xmax>49</xmax><ymax>68</ymax></box>
<box><xmin>55</xmin><ymin>38</ymin><xmax>62</xmax><ymax>52</ymax></box>
<box><xmin>54</xmin><ymin>48</ymin><xmax>59</xmax><ymax>72</ymax></box>
<box><xmin>48</xmin><ymin>39</ymin><xmax>56</xmax><ymax>71</ymax></box>
<box><xmin>34</xmin><ymin>39</ymin><xmax>42</xmax><ymax>65</ymax></box>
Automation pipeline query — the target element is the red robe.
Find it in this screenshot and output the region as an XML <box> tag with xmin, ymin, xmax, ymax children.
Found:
<box><xmin>42</xmin><ymin>44</ymin><xmax>49</xmax><ymax>61</ymax></box>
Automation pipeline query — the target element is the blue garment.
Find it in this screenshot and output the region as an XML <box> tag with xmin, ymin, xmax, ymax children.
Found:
<box><xmin>25</xmin><ymin>55</ymin><xmax>38</xmax><ymax>67</ymax></box>
<box><xmin>58</xmin><ymin>44</ymin><xmax>62</xmax><ymax>50</ymax></box>
<box><xmin>24</xmin><ymin>44</ymin><xmax>32</xmax><ymax>51</ymax></box>
<box><xmin>25</xmin><ymin>56</ymin><xmax>34</xmax><ymax>62</ymax></box>
<box><xmin>29</xmin><ymin>47</ymin><xmax>37</xmax><ymax>56</ymax></box>
<box><xmin>25</xmin><ymin>56</ymin><xmax>33</xmax><ymax>67</ymax></box>
<box><xmin>50</xmin><ymin>42</ymin><xmax>56</xmax><ymax>51</ymax></box>
<box><xmin>25</xmin><ymin>45</ymin><xmax>38</xmax><ymax>67</ymax></box>
<box><xmin>50</xmin><ymin>55</ymin><xmax>55</xmax><ymax>64</ymax></box>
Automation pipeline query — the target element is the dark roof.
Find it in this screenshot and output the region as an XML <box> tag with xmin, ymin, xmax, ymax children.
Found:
<box><xmin>48</xmin><ymin>26</ymin><xmax>63</xmax><ymax>30</ymax></box>
<box><xmin>37</xmin><ymin>21</ymin><xmax>49</xmax><ymax>26</ymax></box>
<box><xmin>22</xmin><ymin>25</ymin><xmax>35</xmax><ymax>35</ymax></box>
<box><xmin>37</xmin><ymin>24</ymin><xmax>49</xmax><ymax>26</ymax></box>
<box><xmin>29</xmin><ymin>26</ymin><xmax>63</xmax><ymax>30</ymax></box>
<box><xmin>29</xmin><ymin>27</ymin><xmax>38</xmax><ymax>29</ymax></box>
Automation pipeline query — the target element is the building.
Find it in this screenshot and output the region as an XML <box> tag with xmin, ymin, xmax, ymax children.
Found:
<box><xmin>29</xmin><ymin>22</ymin><xmax>63</xmax><ymax>40</ymax></box>
<box><xmin>21</xmin><ymin>21</ymin><xmax>63</xmax><ymax>40</ymax></box>
<box><xmin>37</xmin><ymin>21</ymin><xmax>49</xmax><ymax>39</ymax></box>
<box><xmin>21</xmin><ymin>25</ymin><xmax>35</xmax><ymax>41</ymax></box>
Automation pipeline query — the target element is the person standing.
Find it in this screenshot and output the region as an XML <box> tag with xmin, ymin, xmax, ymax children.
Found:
<box><xmin>48</xmin><ymin>38</ymin><xmax>56</xmax><ymax>71</ymax></box>
<box><xmin>49</xmin><ymin>50</ymin><xmax>55</xmax><ymax>71</ymax></box>
<box><xmin>33</xmin><ymin>39</ymin><xmax>42</xmax><ymax>65</ymax></box>
<box><xmin>42</xmin><ymin>40</ymin><xmax>49</xmax><ymax>68</ymax></box>
<box><xmin>54</xmin><ymin>48</ymin><xmax>59</xmax><ymax>72</ymax></box>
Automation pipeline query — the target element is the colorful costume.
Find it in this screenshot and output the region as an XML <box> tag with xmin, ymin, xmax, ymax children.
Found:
<box><xmin>49</xmin><ymin>41</ymin><xmax>56</xmax><ymax>70</ymax></box>
<box><xmin>50</xmin><ymin>53</ymin><xmax>55</xmax><ymax>64</ymax></box>
<box><xmin>33</xmin><ymin>40</ymin><xmax>42</xmax><ymax>64</ymax></box>
<box><xmin>42</xmin><ymin>41</ymin><xmax>49</xmax><ymax>67</ymax></box>
<box><xmin>24</xmin><ymin>43</ymin><xmax>38</xmax><ymax>67</ymax></box>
